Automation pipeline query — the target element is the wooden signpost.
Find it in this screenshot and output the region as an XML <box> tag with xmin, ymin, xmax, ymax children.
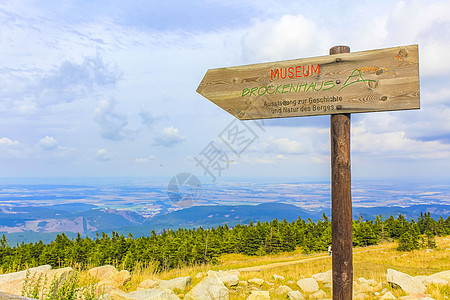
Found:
<box><xmin>197</xmin><ymin>44</ymin><xmax>420</xmax><ymax>300</ymax></box>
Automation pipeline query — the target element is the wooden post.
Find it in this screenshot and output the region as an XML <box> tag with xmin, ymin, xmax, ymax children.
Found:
<box><xmin>330</xmin><ymin>45</ymin><xmax>353</xmax><ymax>300</ymax></box>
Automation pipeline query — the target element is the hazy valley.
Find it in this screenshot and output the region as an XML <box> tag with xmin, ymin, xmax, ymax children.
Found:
<box><xmin>1</xmin><ymin>179</ymin><xmax>449</xmax><ymax>244</ymax></box>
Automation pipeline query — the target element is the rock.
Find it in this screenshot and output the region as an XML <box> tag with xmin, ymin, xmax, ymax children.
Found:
<box><xmin>0</xmin><ymin>265</ymin><xmax>52</xmax><ymax>285</ymax></box>
<box><xmin>357</xmin><ymin>277</ymin><xmax>377</xmax><ymax>286</ymax></box>
<box><xmin>139</xmin><ymin>279</ymin><xmax>159</xmax><ymax>289</ymax></box>
<box><xmin>387</xmin><ymin>269</ymin><xmax>426</xmax><ymax>295</ymax></box>
<box><xmin>354</xmin><ymin>293</ymin><xmax>369</xmax><ymax>300</ymax></box>
<box><xmin>296</xmin><ymin>278</ymin><xmax>319</xmax><ymax>293</ymax></box>
<box><xmin>184</xmin><ymin>274</ymin><xmax>229</xmax><ymax>300</ymax></box>
<box><xmin>309</xmin><ymin>289</ymin><xmax>327</xmax><ymax>300</ymax></box>
<box><xmin>312</xmin><ymin>270</ymin><xmax>332</xmax><ymax>284</ymax></box>
<box><xmin>89</xmin><ymin>265</ymin><xmax>118</xmax><ymax>281</ymax></box>
<box><xmin>159</xmin><ymin>276</ymin><xmax>191</xmax><ymax>291</ymax></box>
<box><xmin>354</xmin><ymin>283</ymin><xmax>373</xmax><ymax>293</ymax></box>
<box><xmin>356</xmin><ymin>293</ymin><xmax>370</xmax><ymax>300</ymax></box>
<box><xmin>246</xmin><ymin>291</ymin><xmax>270</xmax><ymax>300</ymax></box>
<box><xmin>0</xmin><ymin>265</ymin><xmax>72</xmax><ymax>297</ymax></box>
<box><xmin>275</xmin><ymin>285</ymin><xmax>293</xmax><ymax>295</ymax></box>
<box><xmin>287</xmin><ymin>280</ymin><xmax>296</xmax><ymax>285</ymax></box>
<box><xmin>110</xmin><ymin>288</ymin><xmax>180</xmax><ymax>300</ymax></box>
<box><xmin>196</xmin><ymin>272</ymin><xmax>205</xmax><ymax>279</ymax></box>
<box><xmin>42</xmin><ymin>267</ymin><xmax>74</xmax><ymax>292</ymax></box>
<box><xmin>98</xmin><ymin>270</ymin><xmax>131</xmax><ymax>288</ymax></box>
<box><xmin>380</xmin><ymin>291</ymin><xmax>397</xmax><ymax>299</ymax></box>
<box><xmin>112</xmin><ymin>270</ymin><xmax>131</xmax><ymax>287</ymax></box>
<box><xmin>418</xmin><ymin>276</ymin><xmax>448</xmax><ymax>287</ymax></box>
<box><xmin>374</xmin><ymin>282</ymin><xmax>385</xmax><ymax>292</ymax></box>
<box><xmin>97</xmin><ymin>284</ymin><xmax>119</xmax><ymax>295</ymax></box>
<box><xmin>207</xmin><ymin>271</ymin><xmax>239</xmax><ymax>286</ymax></box>
<box><xmin>398</xmin><ymin>295</ymin><xmax>435</xmax><ymax>300</ymax></box>
<box><xmin>248</xmin><ymin>278</ymin><xmax>265</xmax><ymax>286</ymax></box>
<box><xmin>239</xmin><ymin>281</ymin><xmax>248</xmax><ymax>287</ymax></box>
<box><xmin>428</xmin><ymin>270</ymin><xmax>450</xmax><ymax>281</ymax></box>
<box><xmin>273</xmin><ymin>274</ymin><xmax>285</xmax><ymax>281</ymax></box>
<box><xmin>287</xmin><ymin>290</ymin><xmax>305</xmax><ymax>300</ymax></box>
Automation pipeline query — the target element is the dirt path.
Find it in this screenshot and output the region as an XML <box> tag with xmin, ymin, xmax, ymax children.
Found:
<box><xmin>236</xmin><ymin>246</ymin><xmax>393</xmax><ymax>272</ymax></box>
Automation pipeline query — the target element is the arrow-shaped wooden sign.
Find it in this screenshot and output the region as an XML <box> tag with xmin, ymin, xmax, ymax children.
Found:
<box><xmin>197</xmin><ymin>45</ymin><xmax>420</xmax><ymax>120</ymax></box>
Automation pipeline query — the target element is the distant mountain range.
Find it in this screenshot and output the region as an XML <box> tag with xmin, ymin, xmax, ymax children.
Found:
<box><xmin>2</xmin><ymin>202</ymin><xmax>449</xmax><ymax>245</ymax></box>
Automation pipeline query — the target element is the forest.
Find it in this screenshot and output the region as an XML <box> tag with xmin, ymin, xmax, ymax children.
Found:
<box><xmin>0</xmin><ymin>212</ymin><xmax>449</xmax><ymax>273</ymax></box>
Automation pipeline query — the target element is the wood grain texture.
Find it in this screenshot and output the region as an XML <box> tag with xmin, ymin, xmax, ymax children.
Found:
<box><xmin>197</xmin><ymin>45</ymin><xmax>420</xmax><ymax>120</ymax></box>
<box><xmin>331</xmin><ymin>113</ymin><xmax>353</xmax><ymax>300</ymax></box>
<box><xmin>330</xmin><ymin>45</ymin><xmax>353</xmax><ymax>300</ymax></box>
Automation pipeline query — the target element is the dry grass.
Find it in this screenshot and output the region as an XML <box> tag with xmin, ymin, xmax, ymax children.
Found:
<box><xmin>2</xmin><ymin>237</ymin><xmax>449</xmax><ymax>299</ymax></box>
<box><xmin>150</xmin><ymin>236</ymin><xmax>450</xmax><ymax>299</ymax></box>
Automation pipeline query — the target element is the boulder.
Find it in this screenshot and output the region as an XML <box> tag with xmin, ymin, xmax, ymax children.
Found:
<box><xmin>275</xmin><ymin>285</ymin><xmax>293</xmax><ymax>295</ymax></box>
<box><xmin>207</xmin><ymin>271</ymin><xmax>239</xmax><ymax>286</ymax></box>
<box><xmin>42</xmin><ymin>267</ymin><xmax>74</xmax><ymax>292</ymax></box>
<box><xmin>398</xmin><ymin>295</ymin><xmax>435</xmax><ymax>300</ymax></box>
<box><xmin>357</xmin><ymin>277</ymin><xmax>377</xmax><ymax>286</ymax></box>
<box><xmin>309</xmin><ymin>289</ymin><xmax>327</xmax><ymax>299</ymax></box>
<box><xmin>416</xmin><ymin>275</ymin><xmax>448</xmax><ymax>287</ymax></box>
<box><xmin>239</xmin><ymin>281</ymin><xmax>248</xmax><ymax>287</ymax></box>
<box><xmin>312</xmin><ymin>270</ymin><xmax>332</xmax><ymax>284</ymax></box>
<box><xmin>428</xmin><ymin>270</ymin><xmax>450</xmax><ymax>281</ymax></box>
<box><xmin>139</xmin><ymin>279</ymin><xmax>159</xmax><ymax>289</ymax></box>
<box><xmin>88</xmin><ymin>265</ymin><xmax>118</xmax><ymax>281</ymax></box>
<box><xmin>0</xmin><ymin>266</ymin><xmax>72</xmax><ymax>297</ymax></box>
<box><xmin>184</xmin><ymin>274</ymin><xmax>229</xmax><ymax>300</ymax></box>
<box><xmin>110</xmin><ymin>288</ymin><xmax>180</xmax><ymax>300</ymax></box>
<box><xmin>111</xmin><ymin>270</ymin><xmax>131</xmax><ymax>287</ymax></box>
<box><xmin>287</xmin><ymin>290</ymin><xmax>305</xmax><ymax>300</ymax></box>
<box><xmin>0</xmin><ymin>292</ymin><xmax>39</xmax><ymax>299</ymax></box>
<box><xmin>296</xmin><ymin>278</ymin><xmax>319</xmax><ymax>293</ymax></box>
<box><xmin>0</xmin><ymin>265</ymin><xmax>51</xmax><ymax>285</ymax></box>
<box><xmin>98</xmin><ymin>270</ymin><xmax>131</xmax><ymax>288</ymax></box>
<box><xmin>380</xmin><ymin>291</ymin><xmax>397</xmax><ymax>300</ymax></box>
<box><xmin>97</xmin><ymin>284</ymin><xmax>119</xmax><ymax>295</ymax></box>
<box><xmin>158</xmin><ymin>276</ymin><xmax>191</xmax><ymax>291</ymax></box>
<box><xmin>246</xmin><ymin>291</ymin><xmax>270</xmax><ymax>300</ymax></box>
<box><xmin>374</xmin><ymin>282</ymin><xmax>385</xmax><ymax>292</ymax></box>
<box><xmin>354</xmin><ymin>293</ymin><xmax>369</xmax><ymax>300</ymax></box>
<box><xmin>248</xmin><ymin>278</ymin><xmax>265</xmax><ymax>286</ymax></box>
<box><xmin>272</xmin><ymin>274</ymin><xmax>285</xmax><ymax>281</ymax></box>
<box><xmin>354</xmin><ymin>283</ymin><xmax>373</xmax><ymax>293</ymax></box>
<box><xmin>387</xmin><ymin>269</ymin><xmax>426</xmax><ymax>295</ymax></box>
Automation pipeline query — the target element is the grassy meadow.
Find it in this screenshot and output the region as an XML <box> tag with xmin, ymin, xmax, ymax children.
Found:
<box><xmin>71</xmin><ymin>236</ymin><xmax>449</xmax><ymax>299</ymax></box>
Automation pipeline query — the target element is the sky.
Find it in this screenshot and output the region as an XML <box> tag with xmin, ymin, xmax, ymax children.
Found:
<box><xmin>1</xmin><ymin>0</ymin><xmax>450</xmax><ymax>184</ymax></box>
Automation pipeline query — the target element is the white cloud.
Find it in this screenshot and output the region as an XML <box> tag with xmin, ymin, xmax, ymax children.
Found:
<box><xmin>262</xmin><ymin>136</ymin><xmax>303</xmax><ymax>154</ymax></box>
<box><xmin>1</xmin><ymin>0</ymin><xmax>450</xmax><ymax>179</ymax></box>
<box><xmin>0</xmin><ymin>137</ymin><xmax>26</xmax><ymax>158</ymax></box>
<box><xmin>352</xmin><ymin>126</ymin><xmax>450</xmax><ymax>159</ymax></box>
<box><xmin>95</xmin><ymin>149</ymin><xmax>110</xmax><ymax>162</ymax></box>
<box><xmin>242</xmin><ymin>14</ymin><xmax>331</xmax><ymax>62</ymax></box>
<box><xmin>0</xmin><ymin>55</ymin><xmax>121</xmax><ymax>111</ymax></box>
<box><xmin>377</xmin><ymin>0</ymin><xmax>450</xmax><ymax>77</ymax></box>
<box><xmin>135</xmin><ymin>155</ymin><xmax>156</xmax><ymax>164</ymax></box>
<box><xmin>241</xmin><ymin>154</ymin><xmax>275</xmax><ymax>165</ymax></box>
<box><xmin>139</xmin><ymin>109</ymin><xmax>160</xmax><ymax>129</ymax></box>
<box><xmin>38</xmin><ymin>136</ymin><xmax>58</xmax><ymax>151</ymax></box>
<box><xmin>154</xmin><ymin>127</ymin><xmax>185</xmax><ymax>147</ymax></box>
<box><xmin>94</xmin><ymin>99</ymin><xmax>129</xmax><ymax>140</ymax></box>
<box><xmin>0</xmin><ymin>137</ymin><xmax>19</xmax><ymax>146</ymax></box>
